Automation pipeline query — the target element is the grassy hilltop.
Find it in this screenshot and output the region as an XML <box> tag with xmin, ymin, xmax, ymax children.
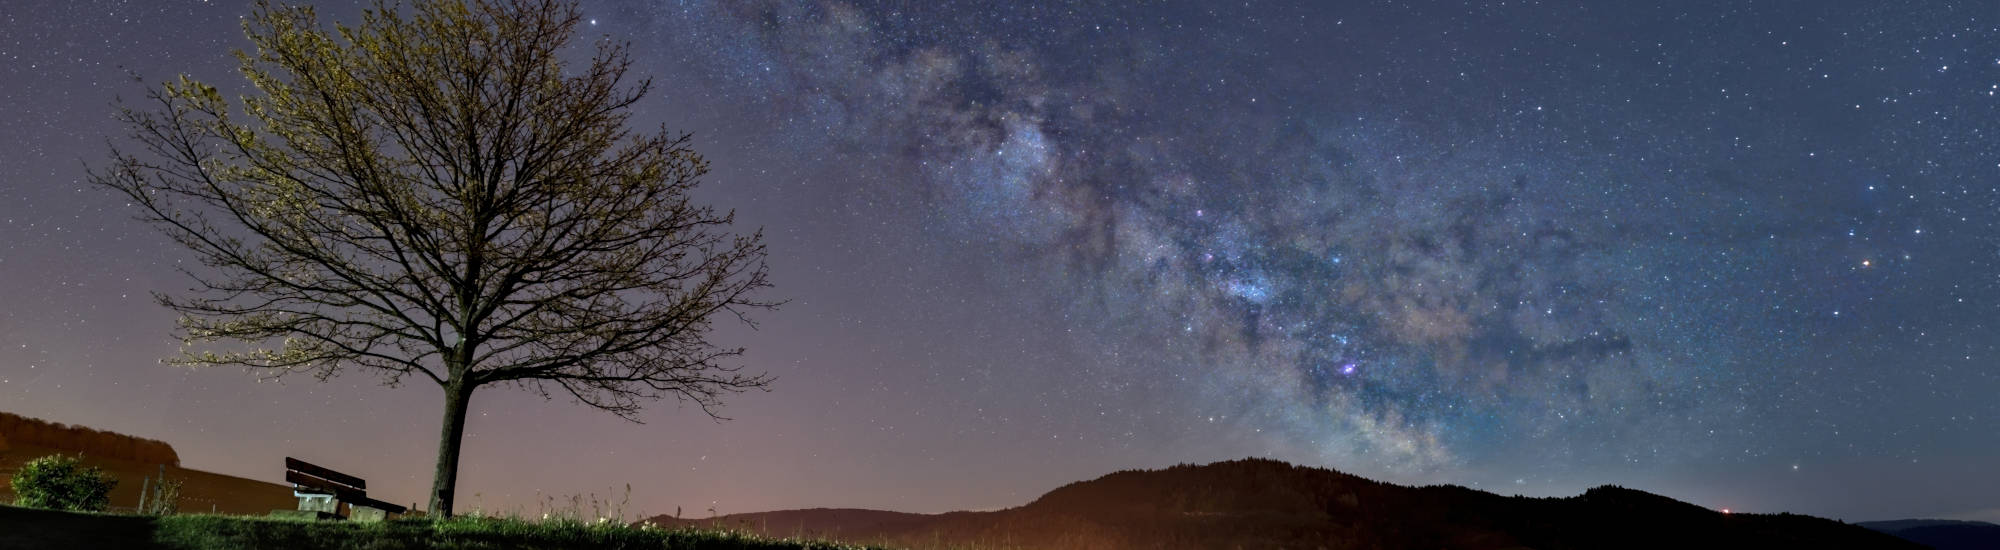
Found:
<box><xmin>0</xmin><ymin>504</ymin><xmax>884</xmax><ymax>550</ymax></box>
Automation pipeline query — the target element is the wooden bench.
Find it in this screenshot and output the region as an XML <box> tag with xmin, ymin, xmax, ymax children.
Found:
<box><xmin>283</xmin><ymin>457</ymin><xmax>408</xmax><ymax>521</ymax></box>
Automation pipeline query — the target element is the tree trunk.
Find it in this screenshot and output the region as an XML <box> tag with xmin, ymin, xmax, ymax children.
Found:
<box><xmin>429</xmin><ymin>379</ymin><xmax>474</xmax><ymax>517</ymax></box>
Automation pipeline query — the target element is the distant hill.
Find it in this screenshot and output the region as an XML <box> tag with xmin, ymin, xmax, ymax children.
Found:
<box><xmin>0</xmin><ymin>411</ymin><xmax>294</xmax><ymax>515</ymax></box>
<box><xmin>644</xmin><ymin>458</ymin><xmax>1920</xmax><ymax>550</ymax></box>
<box><xmin>1860</xmin><ymin>518</ymin><xmax>2000</xmax><ymax>550</ymax></box>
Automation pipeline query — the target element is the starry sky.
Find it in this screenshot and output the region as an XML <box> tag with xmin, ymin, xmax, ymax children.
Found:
<box><xmin>3</xmin><ymin>0</ymin><xmax>1998</xmax><ymax>523</ymax></box>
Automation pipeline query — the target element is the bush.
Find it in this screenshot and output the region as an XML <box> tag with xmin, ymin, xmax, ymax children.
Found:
<box><xmin>141</xmin><ymin>475</ymin><xmax>183</xmax><ymax>515</ymax></box>
<box><xmin>10</xmin><ymin>454</ymin><xmax>117</xmax><ymax>512</ymax></box>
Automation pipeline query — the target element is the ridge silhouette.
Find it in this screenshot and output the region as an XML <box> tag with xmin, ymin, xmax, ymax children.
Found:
<box><xmin>645</xmin><ymin>458</ymin><xmax>1919</xmax><ymax>549</ymax></box>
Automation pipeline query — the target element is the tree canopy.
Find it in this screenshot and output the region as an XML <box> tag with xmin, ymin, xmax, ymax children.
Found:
<box><xmin>93</xmin><ymin>0</ymin><xmax>774</xmax><ymax>516</ymax></box>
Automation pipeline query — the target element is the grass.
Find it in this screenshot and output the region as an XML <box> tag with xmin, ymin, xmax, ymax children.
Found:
<box><xmin>0</xmin><ymin>504</ymin><xmax>892</xmax><ymax>550</ymax></box>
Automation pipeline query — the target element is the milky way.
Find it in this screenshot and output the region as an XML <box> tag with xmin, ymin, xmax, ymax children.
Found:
<box><xmin>634</xmin><ymin>0</ymin><xmax>1996</xmax><ymax>475</ymax></box>
<box><xmin>3</xmin><ymin>0</ymin><xmax>1997</xmax><ymax>522</ymax></box>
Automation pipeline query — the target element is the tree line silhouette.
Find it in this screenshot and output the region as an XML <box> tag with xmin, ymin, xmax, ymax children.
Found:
<box><xmin>0</xmin><ymin>412</ymin><xmax>180</xmax><ymax>466</ymax></box>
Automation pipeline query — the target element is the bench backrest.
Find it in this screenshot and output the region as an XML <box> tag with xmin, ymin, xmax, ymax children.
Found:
<box><xmin>285</xmin><ymin>457</ymin><xmax>367</xmax><ymax>500</ymax></box>
<box><xmin>283</xmin><ymin>457</ymin><xmax>408</xmax><ymax>514</ymax></box>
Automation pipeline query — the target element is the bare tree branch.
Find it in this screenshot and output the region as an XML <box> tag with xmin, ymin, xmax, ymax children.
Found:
<box><xmin>91</xmin><ymin>0</ymin><xmax>774</xmax><ymax>517</ymax></box>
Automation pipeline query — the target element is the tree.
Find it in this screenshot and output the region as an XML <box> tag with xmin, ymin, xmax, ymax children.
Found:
<box><xmin>11</xmin><ymin>454</ymin><xmax>118</xmax><ymax>512</ymax></box>
<box><xmin>92</xmin><ymin>0</ymin><xmax>774</xmax><ymax>517</ymax></box>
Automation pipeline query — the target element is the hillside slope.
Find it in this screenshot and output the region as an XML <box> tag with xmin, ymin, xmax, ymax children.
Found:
<box><xmin>647</xmin><ymin>458</ymin><xmax>1919</xmax><ymax>550</ymax></box>
<box><xmin>1</xmin><ymin>411</ymin><xmax>295</xmax><ymax>515</ymax></box>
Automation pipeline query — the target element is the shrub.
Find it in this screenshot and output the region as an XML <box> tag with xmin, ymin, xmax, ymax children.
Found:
<box><xmin>10</xmin><ymin>454</ymin><xmax>117</xmax><ymax>512</ymax></box>
<box><xmin>141</xmin><ymin>475</ymin><xmax>183</xmax><ymax>515</ymax></box>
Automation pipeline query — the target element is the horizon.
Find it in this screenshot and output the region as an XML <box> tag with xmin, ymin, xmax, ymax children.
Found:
<box><xmin>2</xmin><ymin>0</ymin><xmax>1995</xmax><ymax>525</ymax></box>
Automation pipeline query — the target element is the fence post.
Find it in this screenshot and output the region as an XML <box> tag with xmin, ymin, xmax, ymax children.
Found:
<box><xmin>155</xmin><ymin>464</ymin><xmax>166</xmax><ymax>514</ymax></box>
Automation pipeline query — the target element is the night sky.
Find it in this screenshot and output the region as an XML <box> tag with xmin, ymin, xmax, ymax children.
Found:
<box><xmin>4</xmin><ymin>0</ymin><xmax>1998</xmax><ymax>523</ymax></box>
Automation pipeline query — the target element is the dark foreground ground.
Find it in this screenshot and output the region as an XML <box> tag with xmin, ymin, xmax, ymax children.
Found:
<box><xmin>0</xmin><ymin>504</ymin><xmax>879</xmax><ymax>550</ymax></box>
<box><xmin>1860</xmin><ymin>519</ymin><xmax>2000</xmax><ymax>550</ymax></box>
